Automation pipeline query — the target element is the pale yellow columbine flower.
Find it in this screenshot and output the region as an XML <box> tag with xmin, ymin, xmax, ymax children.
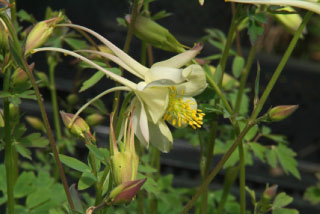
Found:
<box><xmin>34</xmin><ymin>24</ymin><xmax>207</xmax><ymax>152</ymax></box>
<box><xmin>225</xmin><ymin>0</ymin><xmax>320</xmax><ymax>15</ymax></box>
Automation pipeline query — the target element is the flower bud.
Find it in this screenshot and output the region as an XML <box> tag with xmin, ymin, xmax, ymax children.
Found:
<box><xmin>66</xmin><ymin>93</ymin><xmax>79</xmax><ymax>106</ymax></box>
<box><xmin>263</xmin><ymin>184</ymin><xmax>278</xmax><ymax>200</ymax></box>
<box><xmin>110</xmin><ymin>111</ymin><xmax>139</xmax><ymax>185</ymax></box>
<box><xmin>210</xmin><ymin>65</ymin><xmax>239</xmax><ymax>88</ymax></box>
<box><xmin>0</xmin><ymin>18</ymin><xmax>9</xmax><ymax>51</ymax></box>
<box><xmin>85</xmin><ymin>113</ymin><xmax>105</xmax><ymax>126</ymax></box>
<box><xmin>11</xmin><ymin>68</ymin><xmax>28</xmax><ymax>86</ymax></box>
<box><xmin>273</xmin><ymin>7</ymin><xmax>305</xmax><ymax>36</ymax></box>
<box><xmin>125</xmin><ymin>15</ymin><xmax>186</xmax><ymax>53</ymax></box>
<box><xmin>60</xmin><ymin>111</ymin><xmax>95</xmax><ymax>142</ymax></box>
<box><xmin>268</xmin><ymin>105</ymin><xmax>298</xmax><ymax>122</ymax></box>
<box><xmin>9</xmin><ymin>103</ymin><xmax>19</xmax><ymax>123</ymax></box>
<box><xmin>25</xmin><ymin>116</ymin><xmax>46</xmax><ymax>132</ymax></box>
<box><xmin>25</xmin><ymin>16</ymin><xmax>61</xmax><ymax>54</ymax></box>
<box><xmin>109</xmin><ymin>178</ymin><xmax>146</xmax><ymax>204</ymax></box>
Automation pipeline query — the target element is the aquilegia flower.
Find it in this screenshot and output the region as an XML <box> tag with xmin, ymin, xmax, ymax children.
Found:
<box><xmin>33</xmin><ymin>23</ymin><xmax>207</xmax><ymax>152</ymax></box>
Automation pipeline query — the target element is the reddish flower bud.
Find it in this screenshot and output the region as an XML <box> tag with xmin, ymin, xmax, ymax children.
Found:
<box><xmin>268</xmin><ymin>105</ymin><xmax>298</xmax><ymax>122</ymax></box>
<box><xmin>109</xmin><ymin>178</ymin><xmax>146</xmax><ymax>204</ymax></box>
<box><xmin>263</xmin><ymin>184</ymin><xmax>278</xmax><ymax>199</ymax></box>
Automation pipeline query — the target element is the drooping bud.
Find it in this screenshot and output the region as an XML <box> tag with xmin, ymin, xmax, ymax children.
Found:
<box><xmin>66</xmin><ymin>93</ymin><xmax>79</xmax><ymax>106</ymax></box>
<box><xmin>109</xmin><ymin>179</ymin><xmax>146</xmax><ymax>204</ymax></box>
<box><xmin>60</xmin><ymin>111</ymin><xmax>95</xmax><ymax>142</ymax></box>
<box><xmin>263</xmin><ymin>184</ymin><xmax>278</xmax><ymax>200</ymax></box>
<box><xmin>268</xmin><ymin>105</ymin><xmax>298</xmax><ymax>122</ymax></box>
<box><xmin>25</xmin><ymin>116</ymin><xmax>46</xmax><ymax>132</ymax></box>
<box><xmin>125</xmin><ymin>15</ymin><xmax>186</xmax><ymax>53</ymax></box>
<box><xmin>110</xmin><ymin>111</ymin><xmax>139</xmax><ymax>185</ymax></box>
<box><xmin>85</xmin><ymin>113</ymin><xmax>105</xmax><ymax>126</ymax></box>
<box><xmin>0</xmin><ymin>18</ymin><xmax>9</xmax><ymax>51</ymax></box>
<box><xmin>11</xmin><ymin>68</ymin><xmax>28</xmax><ymax>86</ymax></box>
<box><xmin>273</xmin><ymin>7</ymin><xmax>304</xmax><ymax>36</ymax></box>
<box><xmin>25</xmin><ymin>16</ymin><xmax>62</xmax><ymax>54</ymax></box>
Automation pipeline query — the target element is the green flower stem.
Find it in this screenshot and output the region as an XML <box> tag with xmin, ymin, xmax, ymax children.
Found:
<box><xmin>4</xmin><ymin>68</ymin><xmax>14</xmax><ymax>214</ymax></box>
<box><xmin>234</xmin><ymin>44</ymin><xmax>258</xmax><ymax>114</ymax></box>
<box><xmin>112</xmin><ymin>0</ymin><xmax>140</xmax><ymax>115</ymax></box>
<box><xmin>218</xmin><ymin>4</ymin><xmax>241</xmax><ymax>87</ymax></box>
<box><xmin>250</xmin><ymin>11</ymin><xmax>312</xmax><ymax>120</ymax></box>
<box><xmin>9</xmin><ymin>0</ymin><xmax>16</xmax><ymax>23</ymax></box>
<box><xmin>48</xmin><ymin>58</ymin><xmax>62</xmax><ymax>140</ymax></box>
<box><xmin>201</xmin><ymin>119</ymin><xmax>218</xmax><ymax>214</ymax></box>
<box><xmin>205</xmin><ymin>73</ymin><xmax>233</xmax><ymax>115</ymax></box>
<box><xmin>182</xmin><ymin>122</ymin><xmax>254</xmax><ymax>214</ymax></box>
<box><xmin>21</xmin><ymin>60</ymin><xmax>76</xmax><ymax>212</ymax></box>
<box><xmin>238</xmin><ymin>140</ymin><xmax>246</xmax><ymax>214</ymax></box>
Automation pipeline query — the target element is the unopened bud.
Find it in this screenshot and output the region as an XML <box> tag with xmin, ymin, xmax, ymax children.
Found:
<box><xmin>210</xmin><ymin>65</ymin><xmax>239</xmax><ymax>88</ymax></box>
<box><xmin>66</xmin><ymin>93</ymin><xmax>79</xmax><ymax>106</ymax></box>
<box><xmin>9</xmin><ymin>103</ymin><xmax>19</xmax><ymax>123</ymax></box>
<box><xmin>60</xmin><ymin>111</ymin><xmax>95</xmax><ymax>142</ymax></box>
<box><xmin>263</xmin><ymin>184</ymin><xmax>278</xmax><ymax>199</ymax></box>
<box><xmin>25</xmin><ymin>16</ymin><xmax>61</xmax><ymax>54</ymax></box>
<box><xmin>85</xmin><ymin>113</ymin><xmax>105</xmax><ymax>126</ymax></box>
<box><xmin>268</xmin><ymin>105</ymin><xmax>298</xmax><ymax>122</ymax></box>
<box><xmin>273</xmin><ymin>7</ymin><xmax>305</xmax><ymax>36</ymax></box>
<box><xmin>25</xmin><ymin>116</ymin><xmax>46</xmax><ymax>132</ymax></box>
<box><xmin>11</xmin><ymin>68</ymin><xmax>28</xmax><ymax>86</ymax></box>
<box><xmin>109</xmin><ymin>179</ymin><xmax>146</xmax><ymax>204</ymax></box>
<box><xmin>0</xmin><ymin>18</ymin><xmax>9</xmax><ymax>51</ymax></box>
<box><xmin>126</xmin><ymin>15</ymin><xmax>186</xmax><ymax>53</ymax></box>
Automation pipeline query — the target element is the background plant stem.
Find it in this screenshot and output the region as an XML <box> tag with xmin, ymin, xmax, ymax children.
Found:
<box><xmin>4</xmin><ymin>68</ymin><xmax>14</xmax><ymax>214</ymax></box>
<box><xmin>238</xmin><ymin>141</ymin><xmax>246</xmax><ymax>214</ymax></box>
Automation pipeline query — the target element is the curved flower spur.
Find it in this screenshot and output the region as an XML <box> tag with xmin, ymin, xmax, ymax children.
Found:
<box><xmin>33</xmin><ymin>24</ymin><xmax>207</xmax><ymax>152</ymax></box>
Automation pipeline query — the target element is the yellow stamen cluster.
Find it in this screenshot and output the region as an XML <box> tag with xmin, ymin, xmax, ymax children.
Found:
<box><xmin>163</xmin><ymin>87</ymin><xmax>205</xmax><ymax>129</ymax></box>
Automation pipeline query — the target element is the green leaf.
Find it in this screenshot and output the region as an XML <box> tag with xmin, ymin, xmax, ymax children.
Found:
<box><xmin>64</xmin><ymin>38</ymin><xmax>88</xmax><ymax>50</ymax></box>
<box><xmin>304</xmin><ymin>186</ymin><xmax>320</xmax><ymax>205</ymax></box>
<box><xmin>0</xmin><ymin>91</ymin><xmax>11</xmax><ymax>98</ymax></box>
<box><xmin>245</xmin><ymin>186</ymin><xmax>256</xmax><ymax>205</ymax></box>
<box><xmin>264</xmin><ymin>134</ymin><xmax>287</xmax><ymax>143</ymax></box>
<box><xmin>17</xmin><ymin>9</ymin><xmax>36</xmax><ymax>23</ymax></box>
<box><xmin>20</xmin><ymin>133</ymin><xmax>49</xmax><ymax>148</ymax></box>
<box><xmin>273</xmin><ymin>192</ymin><xmax>293</xmax><ymax>209</ymax></box>
<box><xmin>79</xmin><ymin>71</ymin><xmax>105</xmax><ymax>92</ymax></box>
<box><xmin>58</xmin><ymin>154</ymin><xmax>90</xmax><ymax>172</ymax></box>
<box><xmin>266</xmin><ymin>147</ymin><xmax>278</xmax><ymax>168</ymax></box>
<box><xmin>17</xmin><ymin>90</ymin><xmax>36</xmax><ymax>100</ymax></box>
<box><xmin>14</xmin><ymin>171</ymin><xmax>35</xmax><ymax>198</ymax></box>
<box><xmin>232</xmin><ymin>56</ymin><xmax>245</xmax><ymax>78</ymax></box>
<box><xmin>0</xmin><ymin>165</ymin><xmax>6</xmax><ymax>192</ymax></box>
<box><xmin>244</xmin><ymin>124</ymin><xmax>258</xmax><ymax>141</ymax></box>
<box><xmin>213</xmin><ymin>64</ymin><xmax>222</xmax><ymax>84</ymax></box>
<box><xmin>139</xmin><ymin>165</ymin><xmax>157</xmax><ymax>173</ymax></box>
<box><xmin>273</xmin><ymin>208</ymin><xmax>299</xmax><ymax>214</ymax></box>
<box><xmin>15</xmin><ymin>144</ymin><xmax>32</xmax><ymax>160</ymax></box>
<box><xmin>69</xmin><ymin>184</ymin><xmax>85</xmax><ymax>213</ymax></box>
<box><xmin>250</xmin><ymin>142</ymin><xmax>267</xmax><ymax>163</ymax></box>
<box><xmin>26</xmin><ymin>188</ymin><xmax>51</xmax><ymax>209</ymax></box>
<box><xmin>86</xmin><ymin>144</ymin><xmax>105</xmax><ymax>162</ymax></box>
<box><xmin>78</xmin><ymin>171</ymin><xmax>97</xmax><ymax>190</ymax></box>
<box><xmin>276</xmin><ymin>144</ymin><xmax>300</xmax><ymax>179</ymax></box>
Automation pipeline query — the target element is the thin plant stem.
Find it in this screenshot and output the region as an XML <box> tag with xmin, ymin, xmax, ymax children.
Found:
<box><xmin>4</xmin><ymin>68</ymin><xmax>14</xmax><ymax>214</ymax></box>
<box><xmin>232</xmin><ymin>3</ymin><xmax>243</xmax><ymax>57</ymax></box>
<box><xmin>48</xmin><ymin>57</ymin><xmax>62</xmax><ymax>140</ymax></box>
<box><xmin>201</xmin><ymin>119</ymin><xmax>218</xmax><ymax>214</ymax></box>
<box><xmin>182</xmin><ymin>11</ymin><xmax>312</xmax><ymax>214</ymax></box>
<box><xmin>181</xmin><ymin>122</ymin><xmax>254</xmax><ymax>214</ymax></box>
<box><xmin>21</xmin><ymin>61</ymin><xmax>76</xmax><ymax>212</ymax></box>
<box><xmin>218</xmin><ymin>4</ymin><xmax>241</xmax><ymax>87</ymax></box>
<box><xmin>138</xmin><ymin>191</ymin><xmax>144</xmax><ymax>214</ymax></box>
<box><xmin>234</xmin><ymin>44</ymin><xmax>258</xmax><ymax>114</ymax></box>
<box><xmin>238</xmin><ymin>140</ymin><xmax>246</xmax><ymax>214</ymax></box>
<box><xmin>250</xmin><ymin>11</ymin><xmax>313</xmax><ymax>120</ymax></box>
<box><xmin>9</xmin><ymin>0</ymin><xmax>16</xmax><ymax>23</ymax></box>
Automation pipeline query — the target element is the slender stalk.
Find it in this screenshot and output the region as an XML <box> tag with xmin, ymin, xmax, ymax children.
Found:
<box><xmin>205</xmin><ymin>73</ymin><xmax>233</xmax><ymax>115</ymax></box>
<box><xmin>218</xmin><ymin>4</ymin><xmax>241</xmax><ymax>87</ymax></box>
<box><xmin>182</xmin><ymin>122</ymin><xmax>254</xmax><ymax>214</ymax></box>
<box><xmin>21</xmin><ymin>61</ymin><xmax>76</xmax><ymax>212</ymax></box>
<box><xmin>4</xmin><ymin>68</ymin><xmax>14</xmax><ymax>214</ymax></box>
<box><xmin>9</xmin><ymin>0</ymin><xmax>16</xmax><ymax>23</ymax></box>
<box><xmin>238</xmin><ymin>141</ymin><xmax>246</xmax><ymax>214</ymax></box>
<box><xmin>48</xmin><ymin>57</ymin><xmax>62</xmax><ymax>140</ymax></box>
<box><xmin>234</xmin><ymin>45</ymin><xmax>257</xmax><ymax>114</ymax></box>
<box><xmin>138</xmin><ymin>191</ymin><xmax>144</xmax><ymax>214</ymax></box>
<box><xmin>250</xmin><ymin>11</ymin><xmax>313</xmax><ymax>120</ymax></box>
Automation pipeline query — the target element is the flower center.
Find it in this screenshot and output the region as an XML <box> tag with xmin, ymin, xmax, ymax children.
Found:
<box><xmin>163</xmin><ymin>87</ymin><xmax>205</xmax><ymax>129</ymax></box>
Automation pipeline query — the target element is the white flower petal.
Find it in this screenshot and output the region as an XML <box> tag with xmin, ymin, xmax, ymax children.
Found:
<box><xmin>132</xmin><ymin>98</ymin><xmax>149</xmax><ymax>147</ymax></box>
<box><xmin>145</xmin><ymin>66</ymin><xmax>184</xmax><ymax>83</ymax></box>
<box><xmin>148</xmin><ymin>120</ymin><xmax>173</xmax><ymax>153</ymax></box>
<box><xmin>135</xmin><ymin>86</ymin><xmax>169</xmax><ymax>124</ymax></box>
<box><xmin>151</xmin><ymin>43</ymin><xmax>203</xmax><ymax>69</ymax></box>
<box><xmin>176</xmin><ymin>64</ymin><xmax>207</xmax><ymax>96</ymax></box>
